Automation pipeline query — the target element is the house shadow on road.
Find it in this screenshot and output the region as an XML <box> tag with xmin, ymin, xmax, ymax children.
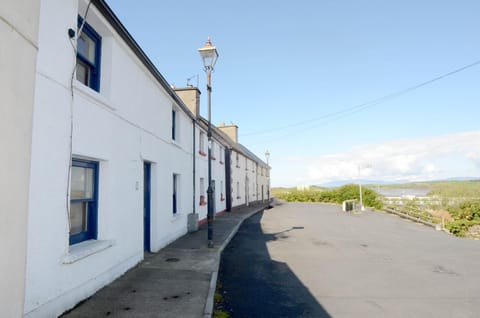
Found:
<box><xmin>217</xmin><ymin>211</ymin><xmax>331</xmax><ymax>318</ymax></box>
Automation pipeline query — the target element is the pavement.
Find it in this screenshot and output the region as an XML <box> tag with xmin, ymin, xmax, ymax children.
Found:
<box><xmin>62</xmin><ymin>202</ymin><xmax>270</xmax><ymax>318</ymax></box>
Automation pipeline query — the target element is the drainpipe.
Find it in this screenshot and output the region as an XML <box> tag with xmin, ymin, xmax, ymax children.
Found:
<box><xmin>192</xmin><ymin>119</ymin><xmax>196</xmax><ymax>214</ymax></box>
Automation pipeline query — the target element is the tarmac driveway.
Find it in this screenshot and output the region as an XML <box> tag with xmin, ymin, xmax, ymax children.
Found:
<box><xmin>217</xmin><ymin>202</ymin><xmax>480</xmax><ymax>318</ymax></box>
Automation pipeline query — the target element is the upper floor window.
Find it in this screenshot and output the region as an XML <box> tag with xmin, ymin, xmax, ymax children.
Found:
<box><xmin>199</xmin><ymin>132</ymin><xmax>206</xmax><ymax>156</ymax></box>
<box><xmin>172</xmin><ymin>110</ymin><xmax>177</xmax><ymax>141</ymax></box>
<box><xmin>76</xmin><ymin>17</ymin><xmax>101</xmax><ymax>92</ymax></box>
<box><xmin>219</xmin><ymin>146</ymin><xmax>224</xmax><ymax>163</ymax></box>
<box><xmin>70</xmin><ymin>158</ymin><xmax>98</xmax><ymax>245</ymax></box>
<box><xmin>211</xmin><ymin>142</ymin><xmax>216</xmax><ymax>160</ymax></box>
<box><xmin>236</xmin><ymin>152</ymin><xmax>240</xmax><ymax>167</ymax></box>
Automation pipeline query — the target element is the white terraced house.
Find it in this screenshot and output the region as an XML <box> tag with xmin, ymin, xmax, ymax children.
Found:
<box><xmin>0</xmin><ymin>0</ymin><xmax>271</xmax><ymax>317</ymax></box>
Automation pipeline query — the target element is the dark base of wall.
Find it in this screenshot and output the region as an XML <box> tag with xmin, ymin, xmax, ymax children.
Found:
<box><xmin>198</xmin><ymin>209</ymin><xmax>227</xmax><ymax>226</ymax></box>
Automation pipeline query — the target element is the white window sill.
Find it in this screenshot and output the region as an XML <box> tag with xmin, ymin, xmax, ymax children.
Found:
<box><xmin>171</xmin><ymin>140</ymin><xmax>182</xmax><ymax>149</ymax></box>
<box><xmin>171</xmin><ymin>213</ymin><xmax>182</xmax><ymax>222</ymax></box>
<box><xmin>62</xmin><ymin>239</ymin><xmax>115</xmax><ymax>264</ymax></box>
<box><xmin>73</xmin><ymin>80</ymin><xmax>116</xmax><ymax>111</ymax></box>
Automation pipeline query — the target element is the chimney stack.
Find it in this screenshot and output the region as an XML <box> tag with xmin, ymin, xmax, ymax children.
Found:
<box><xmin>173</xmin><ymin>87</ymin><xmax>201</xmax><ymax>117</ymax></box>
<box><xmin>217</xmin><ymin>122</ymin><xmax>238</xmax><ymax>143</ymax></box>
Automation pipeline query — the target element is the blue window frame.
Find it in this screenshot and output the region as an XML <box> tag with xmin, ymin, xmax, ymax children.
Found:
<box><xmin>70</xmin><ymin>159</ymin><xmax>99</xmax><ymax>245</ymax></box>
<box><xmin>76</xmin><ymin>17</ymin><xmax>101</xmax><ymax>92</ymax></box>
<box><xmin>172</xmin><ymin>110</ymin><xmax>176</xmax><ymax>140</ymax></box>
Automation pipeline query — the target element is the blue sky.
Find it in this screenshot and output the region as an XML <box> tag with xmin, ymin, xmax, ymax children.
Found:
<box><xmin>105</xmin><ymin>0</ymin><xmax>480</xmax><ymax>187</ymax></box>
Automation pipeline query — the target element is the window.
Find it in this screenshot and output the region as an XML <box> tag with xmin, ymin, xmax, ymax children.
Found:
<box><xmin>199</xmin><ymin>132</ymin><xmax>206</xmax><ymax>156</ymax></box>
<box><xmin>220</xmin><ymin>180</ymin><xmax>225</xmax><ymax>201</ymax></box>
<box><xmin>173</xmin><ymin>174</ymin><xmax>179</xmax><ymax>214</ymax></box>
<box><xmin>76</xmin><ymin>17</ymin><xmax>101</xmax><ymax>92</ymax></box>
<box><xmin>172</xmin><ymin>110</ymin><xmax>177</xmax><ymax>141</ymax></box>
<box><xmin>211</xmin><ymin>142</ymin><xmax>216</xmax><ymax>160</ymax></box>
<box><xmin>70</xmin><ymin>159</ymin><xmax>98</xmax><ymax>245</ymax></box>
<box><xmin>236</xmin><ymin>181</ymin><xmax>240</xmax><ymax>199</ymax></box>
<box><xmin>236</xmin><ymin>152</ymin><xmax>239</xmax><ymax>167</ymax></box>
<box><xmin>219</xmin><ymin>146</ymin><xmax>224</xmax><ymax>164</ymax></box>
<box><xmin>199</xmin><ymin>177</ymin><xmax>206</xmax><ymax>206</ymax></box>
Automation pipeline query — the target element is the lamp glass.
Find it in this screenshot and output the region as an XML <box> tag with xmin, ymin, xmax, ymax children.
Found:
<box><xmin>198</xmin><ymin>38</ymin><xmax>219</xmax><ymax>69</ymax></box>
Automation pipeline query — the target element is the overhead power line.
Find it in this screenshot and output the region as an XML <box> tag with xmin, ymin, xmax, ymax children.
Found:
<box><xmin>241</xmin><ymin>59</ymin><xmax>480</xmax><ymax>137</ymax></box>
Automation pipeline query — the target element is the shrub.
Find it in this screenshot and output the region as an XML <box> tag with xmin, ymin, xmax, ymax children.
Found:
<box><xmin>274</xmin><ymin>184</ymin><xmax>383</xmax><ymax>209</ymax></box>
<box><xmin>445</xmin><ymin>200</ymin><xmax>480</xmax><ymax>237</ymax></box>
<box><xmin>448</xmin><ymin>200</ymin><xmax>480</xmax><ymax>221</ymax></box>
<box><xmin>445</xmin><ymin>219</ymin><xmax>480</xmax><ymax>237</ymax></box>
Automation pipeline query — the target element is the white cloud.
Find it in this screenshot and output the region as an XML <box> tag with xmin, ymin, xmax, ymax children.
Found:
<box><xmin>286</xmin><ymin>131</ymin><xmax>480</xmax><ymax>185</ymax></box>
<box><xmin>468</xmin><ymin>152</ymin><xmax>480</xmax><ymax>169</ymax></box>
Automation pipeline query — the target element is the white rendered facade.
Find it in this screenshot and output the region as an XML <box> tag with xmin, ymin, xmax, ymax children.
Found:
<box><xmin>227</xmin><ymin>146</ymin><xmax>269</xmax><ymax>209</ymax></box>
<box><xmin>230</xmin><ymin>149</ymin><xmax>247</xmax><ymax>208</ymax></box>
<box><xmin>24</xmin><ymin>1</ymin><xmax>194</xmax><ymax>316</ymax></box>
<box><xmin>14</xmin><ymin>1</ymin><xmax>272</xmax><ymax>317</ymax></box>
<box><xmin>0</xmin><ymin>1</ymin><xmax>40</xmax><ymax>316</ymax></box>
<box><xmin>195</xmin><ymin>124</ymin><xmax>227</xmax><ymax>223</ymax></box>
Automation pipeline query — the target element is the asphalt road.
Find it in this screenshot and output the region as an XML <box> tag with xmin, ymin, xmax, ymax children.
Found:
<box><xmin>217</xmin><ymin>201</ymin><xmax>480</xmax><ymax>318</ymax></box>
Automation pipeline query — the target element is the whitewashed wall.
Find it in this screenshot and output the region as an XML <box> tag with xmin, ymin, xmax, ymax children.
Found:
<box><xmin>0</xmin><ymin>1</ymin><xmax>40</xmax><ymax>316</ymax></box>
<box><xmin>256</xmin><ymin>164</ymin><xmax>269</xmax><ymax>202</ymax></box>
<box><xmin>246</xmin><ymin>158</ymin><xmax>257</xmax><ymax>204</ymax></box>
<box><xmin>195</xmin><ymin>125</ymin><xmax>227</xmax><ymax>222</ymax></box>
<box><xmin>211</xmin><ymin>139</ymin><xmax>227</xmax><ymax>214</ymax></box>
<box><xmin>25</xmin><ymin>0</ymin><xmax>193</xmax><ymax>317</ymax></box>
<box><xmin>229</xmin><ymin>149</ymin><xmax>269</xmax><ymax>208</ymax></box>
<box><xmin>230</xmin><ymin>150</ymin><xmax>247</xmax><ymax>208</ymax></box>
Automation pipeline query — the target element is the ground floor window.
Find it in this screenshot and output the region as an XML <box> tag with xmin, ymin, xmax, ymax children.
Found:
<box><xmin>200</xmin><ymin>177</ymin><xmax>206</xmax><ymax>206</ymax></box>
<box><xmin>70</xmin><ymin>158</ymin><xmax>98</xmax><ymax>245</ymax></box>
<box><xmin>173</xmin><ymin>174</ymin><xmax>179</xmax><ymax>214</ymax></box>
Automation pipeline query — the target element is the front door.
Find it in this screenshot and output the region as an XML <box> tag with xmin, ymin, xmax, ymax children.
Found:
<box><xmin>143</xmin><ymin>162</ymin><xmax>151</xmax><ymax>252</ymax></box>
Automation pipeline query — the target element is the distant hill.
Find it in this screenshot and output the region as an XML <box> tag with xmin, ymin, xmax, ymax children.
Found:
<box><xmin>319</xmin><ymin>179</ymin><xmax>405</xmax><ymax>188</ymax></box>
<box><xmin>318</xmin><ymin>177</ymin><xmax>479</xmax><ymax>188</ymax></box>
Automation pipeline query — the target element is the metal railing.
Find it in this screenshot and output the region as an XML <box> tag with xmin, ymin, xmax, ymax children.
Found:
<box><xmin>384</xmin><ymin>205</ymin><xmax>442</xmax><ymax>228</ymax></box>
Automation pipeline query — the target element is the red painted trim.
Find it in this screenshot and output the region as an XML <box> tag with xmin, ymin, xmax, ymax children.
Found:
<box><xmin>199</xmin><ymin>195</ymin><xmax>207</xmax><ymax>206</ymax></box>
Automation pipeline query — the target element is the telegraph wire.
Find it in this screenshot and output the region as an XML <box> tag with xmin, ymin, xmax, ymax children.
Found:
<box><xmin>241</xmin><ymin>58</ymin><xmax>480</xmax><ymax>137</ymax></box>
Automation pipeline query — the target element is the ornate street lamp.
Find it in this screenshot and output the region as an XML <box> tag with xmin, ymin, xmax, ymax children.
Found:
<box><xmin>265</xmin><ymin>149</ymin><xmax>270</xmax><ymax>204</ymax></box>
<box><xmin>198</xmin><ymin>37</ymin><xmax>219</xmax><ymax>248</ymax></box>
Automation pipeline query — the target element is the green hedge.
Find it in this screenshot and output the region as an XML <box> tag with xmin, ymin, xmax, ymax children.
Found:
<box><xmin>274</xmin><ymin>184</ymin><xmax>383</xmax><ymax>210</ymax></box>
<box><xmin>446</xmin><ymin>200</ymin><xmax>480</xmax><ymax>236</ymax></box>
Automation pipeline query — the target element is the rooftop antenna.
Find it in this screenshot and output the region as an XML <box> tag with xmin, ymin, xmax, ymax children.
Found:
<box><xmin>186</xmin><ymin>74</ymin><xmax>199</xmax><ymax>87</ymax></box>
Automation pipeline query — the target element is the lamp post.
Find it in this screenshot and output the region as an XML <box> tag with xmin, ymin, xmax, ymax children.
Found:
<box><xmin>198</xmin><ymin>37</ymin><xmax>219</xmax><ymax>248</ymax></box>
<box><xmin>358</xmin><ymin>163</ymin><xmax>371</xmax><ymax>211</ymax></box>
<box><xmin>265</xmin><ymin>149</ymin><xmax>270</xmax><ymax>204</ymax></box>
